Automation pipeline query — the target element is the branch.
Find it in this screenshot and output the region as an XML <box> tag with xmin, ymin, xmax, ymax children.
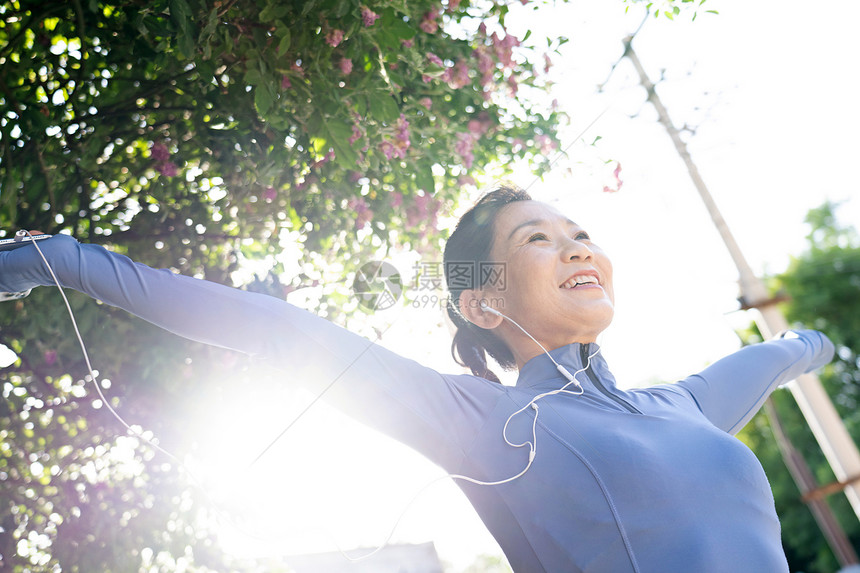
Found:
<box><xmin>70</xmin><ymin>0</ymin><xmax>88</xmax><ymax>82</ymax></box>
<box><xmin>32</xmin><ymin>143</ymin><xmax>58</xmax><ymax>223</ymax></box>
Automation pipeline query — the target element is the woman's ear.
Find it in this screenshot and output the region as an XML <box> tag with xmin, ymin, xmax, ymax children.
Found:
<box><xmin>458</xmin><ymin>289</ymin><xmax>503</xmax><ymax>329</ymax></box>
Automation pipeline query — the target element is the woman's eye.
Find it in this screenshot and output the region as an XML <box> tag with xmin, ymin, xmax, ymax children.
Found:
<box><xmin>575</xmin><ymin>231</ymin><xmax>590</xmax><ymax>241</ymax></box>
<box><xmin>527</xmin><ymin>233</ymin><xmax>548</xmax><ymax>243</ymax></box>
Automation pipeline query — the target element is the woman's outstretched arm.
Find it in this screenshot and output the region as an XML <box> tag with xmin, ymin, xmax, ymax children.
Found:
<box><xmin>0</xmin><ymin>235</ymin><xmax>504</xmax><ymax>467</ymax></box>
<box><xmin>659</xmin><ymin>330</ymin><xmax>834</xmax><ymax>435</ymax></box>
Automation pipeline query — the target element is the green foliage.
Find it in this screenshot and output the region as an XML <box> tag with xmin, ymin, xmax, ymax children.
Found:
<box><xmin>737</xmin><ymin>202</ymin><xmax>860</xmax><ymax>573</ymax></box>
<box><xmin>0</xmin><ymin>0</ymin><xmax>574</xmax><ymax>569</ymax></box>
<box><xmin>623</xmin><ymin>0</ymin><xmax>718</xmax><ymax>20</ymax></box>
<box><xmin>460</xmin><ymin>553</ymin><xmax>514</xmax><ymax>572</ymax></box>
<box><xmin>0</xmin><ymin>0</ymin><xmax>700</xmax><ymax>569</ymax></box>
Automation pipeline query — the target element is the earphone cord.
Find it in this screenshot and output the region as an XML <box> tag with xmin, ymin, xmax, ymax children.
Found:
<box><xmin>340</xmin><ymin>340</ymin><xmax>600</xmax><ymax>562</ymax></box>
<box><xmin>20</xmin><ymin>231</ymin><xmax>599</xmax><ymax>563</ymax></box>
<box><xmin>24</xmin><ymin>231</ymin><xmax>185</xmax><ymax>467</ymax></box>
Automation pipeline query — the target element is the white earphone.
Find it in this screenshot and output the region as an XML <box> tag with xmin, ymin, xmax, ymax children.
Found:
<box><xmin>479</xmin><ymin>300</ymin><xmax>579</xmax><ymax>385</ymax></box>
<box><xmin>19</xmin><ymin>236</ymin><xmax>598</xmax><ymax>563</ymax></box>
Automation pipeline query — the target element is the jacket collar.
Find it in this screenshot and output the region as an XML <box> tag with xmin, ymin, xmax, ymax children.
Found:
<box><xmin>516</xmin><ymin>342</ymin><xmax>608</xmax><ymax>389</ymax></box>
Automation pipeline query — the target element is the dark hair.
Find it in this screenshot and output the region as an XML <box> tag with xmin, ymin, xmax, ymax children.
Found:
<box><xmin>443</xmin><ymin>184</ymin><xmax>532</xmax><ymax>382</ymax></box>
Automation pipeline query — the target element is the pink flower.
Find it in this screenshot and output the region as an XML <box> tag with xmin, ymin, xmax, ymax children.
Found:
<box><xmin>361</xmin><ymin>6</ymin><xmax>380</xmax><ymax>27</ymax></box>
<box><xmin>406</xmin><ymin>192</ymin><xmax>440</xmax><ymax>229</ymax></box>
<box><xmin>544</xmin><ymin>53</ymin><xmax>553</xmax><ymax>74</ymax></box>
<box><xmin>450</xmin><ymin>59</ymin><xmax>470</xmax><ymax>89</ymax></box>
<box><xmin>507</xmin><ymin>74</ymin><xmax>519</xmax><ymax>95</ymax></box>
<box><xmin>262</xmin><ymin>186</ymin><xmax>277</xmax><ymax>202</ymax></box>
<box><xmin>378</xmin><ymin>116</ymin><xmax>410</xmax><ymax>161</ymax></box>
<box><xmin>455</xmin><ymin>132</ymin><xmax>475</xmax><ymax>168</ymax></box>
<box><xmin>281</xmin><ymin>75</ymin><xmax>292</xmax><ymax>89</ymax></box>
<box><xmin>348</xmin><ymin>197</ymin><xmax>374</xmax><ymax>229</ymax></box>
<box><xmin>157</xmin><ymin>161</ymin><xmax>179</xmax><ymax>177</ymax></box>
<box><xmin>151</xmin><ymin>142</ymin><xmax>170</xmax><ymax>162</ymax></box>
<box><xmin>349</xmin><ymin>123</ymin><xmax>364</xmax><ymax>145</ymax></box>
<box><xmin>426</xmin><ymin>52</ymin><xmax>443</xmax><ymax>67</ymax></box>
<box><xmin>339</xmin><ymin>57</ymin><xmax>353</xmax><ymax>75</ymax></box>
<box><xmin>419</xmin><ymin>8</ymin><xmax>440</xmax><ymax>33</ymax></box>
<box><xmin>396</xmin><ymin>114</ymin><xmax>410</xmax><ymax>144</ymax></box>
<box><xmin>379</xmin><ymin>140</ymin><xmax>396</xmax><ymax>160</ymax></box>
<box><xmin>43</xmin><ymin>350</ymin><xmax>57</xmax><ymax>366</ymax></box>
<box><xmin>612</xmin><ymin>162</ymin><xmax>623</xmax><ymax>191</ymax></box>
<box><xmin>447</xmin><ymin>0</ymin><xmax>461</xmax><ymax>11</ymax></box>
<box><xmin>474</xmin><ymin>46</ymin><xmax>493</xmax><ymax>74</ymax></box>
<box><xmin>401</xmin><ymin>39</ymin><xmax>414</xmax><ymax>48</ymax></box>
<box><xmin>468</xmin><ymin>119</ymin><xmax>489</xmax><ymax>137</ymax></box>
<box><xmin>325</xmin><ymin>29</ymin><xmax>344</xmax><ymax>47</ymax></box>
<box><xmin>419</xmin><ymin>97</ymin><xmax>432</xmax><ymax>110</ymax></box>
<box><xmin>391</xmin><ymin>192</ymin><xmax>403</xmax><ymax>208</ymax></box>
<box><xmin>492</xmin><ymin>32</ymin><xmax>519</xmax><ymax>69</ymax></box>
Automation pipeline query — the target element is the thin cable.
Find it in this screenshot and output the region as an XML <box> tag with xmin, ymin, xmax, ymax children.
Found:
<box><xmin>24</xmin><ymin>231</ymin><xmax>184</xmax><ymax>467</ymax></box>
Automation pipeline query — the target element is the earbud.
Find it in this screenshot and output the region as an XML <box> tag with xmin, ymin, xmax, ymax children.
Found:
<box><xmin>477</xmin><ymin>301</ymin><xmax>578</xmax><ymax>385</ymax></box>
<box><xmin>480</xmin><ymin>300</ymin><xmax>502</xmax><ymax>317</ymax></box>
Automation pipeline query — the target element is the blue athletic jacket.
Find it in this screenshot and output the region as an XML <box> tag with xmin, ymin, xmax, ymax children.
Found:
<box><xmin>0</xmin><ymin>236</ymin><xmax>835</xmax><ymax>572</ymax></box>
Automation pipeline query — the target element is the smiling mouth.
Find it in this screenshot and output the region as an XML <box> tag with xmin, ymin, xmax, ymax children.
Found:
<box><xmin>560</xmin><ymin>275</ymin><xmax>599</xmax><ymax>289</ymax></box>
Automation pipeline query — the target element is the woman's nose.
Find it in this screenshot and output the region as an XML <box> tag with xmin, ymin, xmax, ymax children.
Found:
<box><xmin>562</xmin><ymin>236</ymin><xmax>593</xmax><ymax>261</ymax></box>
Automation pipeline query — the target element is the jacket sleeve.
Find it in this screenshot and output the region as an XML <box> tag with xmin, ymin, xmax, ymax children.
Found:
<box><xmin>666</xmin><ymin>330</ymin><xmax>835</xmax><ymax>435</ymax></box>
<box><xmin>0</xmin><ymin>235</ymin><xmax>504</xmax><ymax>468</ymax></box>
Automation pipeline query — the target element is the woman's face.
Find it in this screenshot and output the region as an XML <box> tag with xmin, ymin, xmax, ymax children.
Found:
<box><xmin>486</xmin><ymin>200</ymin><xmax>614</xmax><ymax>362</ymax></box>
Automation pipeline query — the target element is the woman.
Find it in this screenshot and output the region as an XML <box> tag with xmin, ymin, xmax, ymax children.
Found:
<box><xmin>0</xmin><ymin>185</ymin><xmax>833</xmax><ymax>572</ymax></box>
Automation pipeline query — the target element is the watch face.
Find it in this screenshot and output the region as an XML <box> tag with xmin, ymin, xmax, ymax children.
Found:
<box><xmin>0</xmin><ymin>289</ymin><xmax>31</xmax><ymax>302</ymax></box>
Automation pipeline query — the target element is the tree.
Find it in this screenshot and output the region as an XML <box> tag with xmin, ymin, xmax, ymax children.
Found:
<box><xmin>737</xmin><ymin>202</ymin><xmax>860</xmax><ymax>573</ymax></box>
<box><xmin>0</xmin><ymin>0</ymin><xmax>706</xmax><ymax>570</ymax></box>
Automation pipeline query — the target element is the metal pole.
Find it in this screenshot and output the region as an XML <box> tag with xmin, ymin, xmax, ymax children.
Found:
<box><xmin>623</xmin><ymin>36</ymin><xmax>860</xmax><ymax>524</ymax></box>
<box><xmin>764</xmin><ymin>398</ymin><xmax>859</xmax><ymax>567</ymax></box>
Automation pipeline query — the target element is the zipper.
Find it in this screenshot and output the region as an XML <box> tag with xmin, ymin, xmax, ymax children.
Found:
<box><xmin>580</xmin><ymin>345</ymin><xmax>642</xmax><ymax>414</ymax></box>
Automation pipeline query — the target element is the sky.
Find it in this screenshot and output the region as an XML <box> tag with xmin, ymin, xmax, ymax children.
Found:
<box><xmin>5</xmin><ymin>0</ymin><xmax>857</xmax><ymax>570</ymax></box>
<box><xmin>192</xmin><ymin>1</ymin><xmax>860</xmax><ymax>570</ymax></box>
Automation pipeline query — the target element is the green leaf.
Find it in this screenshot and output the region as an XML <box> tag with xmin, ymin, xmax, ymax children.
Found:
<box><xmin>301</xmin><ymin>0</ymin><xmax>319</xmax><ymax>17</ymax></box>
<box><xmin>169</xmin><ymin>0</ymin><xmax>195</xmax><ymax>58</ymax></box>
<box><xmin>416</xmin><ymin>163</ymin><xmax>434</xmax><ymax>194</ymax></box>
<box><xmin>277</xmin><ymin>27</ymin><xmax>291</xmax><ymax>56</ymax></box>
<box><xmin>260</xmin><ymin>1</ymin><xmax>290</xmax><ymax>22</ymax></box>
<box><xmin>255</xmin><ymin>85</ymin><xmax>275</xmax><ymax>116</ymax></box>
<box><xmin>368</xmin><ymin>94</ymin><xmax>399</xmax><ymax>122</ymax></box>
<box><xmin>320</xmin><ymin>118</ymin><xmax>358</xmax><ymax>168</ymax></box>
<box><xmin>244</xmin><ymin>68</ymin><xmax>262</xmax><ymax>86</ymax></box>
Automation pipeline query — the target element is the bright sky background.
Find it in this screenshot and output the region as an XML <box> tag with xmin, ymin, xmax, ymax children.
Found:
<box><xmin>192</xmin><ymin>1</ymin><xmax>860</xmax><ymax>570</ymax></box>
<box><xmin>5</xmin><ymin>0</ymin><xmax>855</xmax><ymax>570</ymax></box>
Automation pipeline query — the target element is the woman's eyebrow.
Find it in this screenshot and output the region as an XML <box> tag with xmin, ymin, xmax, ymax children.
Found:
<box><xmin>508</xmin><ymin>217</ymin><xmax>578</xmax><ymax>239</ymax></box>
